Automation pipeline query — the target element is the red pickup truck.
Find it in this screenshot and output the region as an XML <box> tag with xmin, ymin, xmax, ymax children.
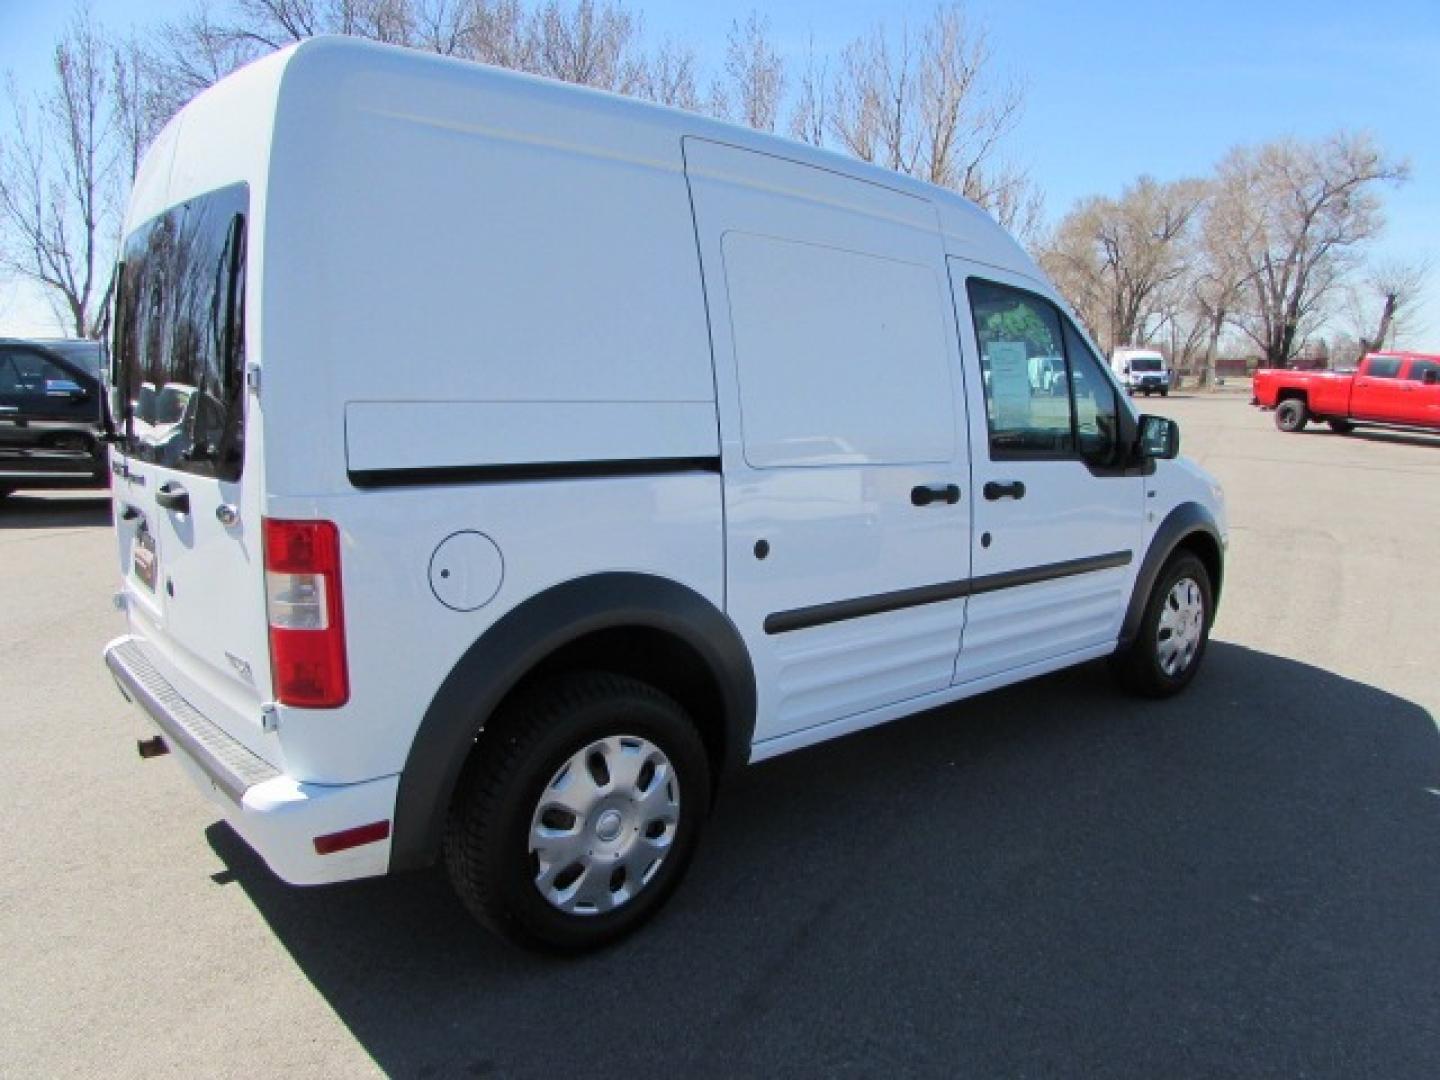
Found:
<box><xmin>1253</xmin><ymin>352</ymin><xmax>1440</xmax><ymax>434</ymax></box>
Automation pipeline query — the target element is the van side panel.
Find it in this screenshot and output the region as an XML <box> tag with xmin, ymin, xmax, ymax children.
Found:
<box><xmin>264</xmin><ymin>42</ymin><xmax>718</xmax><ymax>497</ymax></box>
<box><xmin>255</xmin><ymin>42</ymin><xmax>724</xmax><ymax>783</ymax></box>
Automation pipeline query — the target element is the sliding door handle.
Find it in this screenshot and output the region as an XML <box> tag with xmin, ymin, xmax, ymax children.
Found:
<box><xmin>983</xmin><ymin>480</ymin><xmax>1026</xmax><ymax>501</ymax></box>
<box><xmin>911</xmin><ymin>483</ymin><xmax>961</xmax><ymax>507</ymax></box>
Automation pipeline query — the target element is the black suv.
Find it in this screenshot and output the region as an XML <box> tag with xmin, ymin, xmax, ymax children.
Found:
<box><xmin>0</xmin><ymin>338</ymin><xmax>109</xmax><ymax>499</ymax></box>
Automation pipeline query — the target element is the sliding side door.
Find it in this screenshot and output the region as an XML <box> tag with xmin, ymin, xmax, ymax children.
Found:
<box><xmin>685</xmin><ymin>139</ymin><xmax>972</xmax><ymax>745</ymax></box>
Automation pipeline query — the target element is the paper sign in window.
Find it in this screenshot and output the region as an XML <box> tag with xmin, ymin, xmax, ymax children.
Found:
<box><xmin>986</xmin><ymin>341</ymin><xmax>1032</xmax><ymax>430</ymax></box>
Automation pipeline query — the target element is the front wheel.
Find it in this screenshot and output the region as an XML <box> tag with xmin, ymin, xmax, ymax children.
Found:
<box><xmin>1274</xmin><ymin>398</ymin><xmax>1308</xmax><ymax>432</ymax></box>
<box><xmin>1111</xmin><ymin>552</ymin><xmax>1214</xmax><ymax>698</ymax></box>
<box><xmin>444</xmin><ymin>672</ymin><xmax>710</xmax><ymax>952</ymax></box>
<box><xmin>1159</xmin><ymin>388</ymin><xmax>1170</xmax><ymax>397</ymax></box>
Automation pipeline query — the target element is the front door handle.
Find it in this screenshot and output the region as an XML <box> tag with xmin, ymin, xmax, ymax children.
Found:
<box><xmin>911</xmin><ymin>483</ymin><xmax>961</xmax><ymax>507</ymax></box>
<box><xmin>983</xmin><ymin>480</ymin><xmax>1027</xmax><ymax>501</ymax></box>
<box><xmin>155</xmin><ymin>481</ymin><xmax>190</xmax><ymax>514</ymax></box>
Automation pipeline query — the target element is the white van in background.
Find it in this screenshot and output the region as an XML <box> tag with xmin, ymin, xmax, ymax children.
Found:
<box><xmin>1111</xmin><ymin>347</ymin><xmax>1172</xmax><ymax>397</ymax></box>
<box><xmin>102</xmin><ymin>37</ymin><xmax>1226</xmax><ymax>951</ymax></box>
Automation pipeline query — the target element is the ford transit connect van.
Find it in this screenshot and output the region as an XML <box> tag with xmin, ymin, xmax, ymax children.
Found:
<box><xmin>103</xmin><ymin>37</ymin><xmax>1226</xmax><ymax>951</ymax></box>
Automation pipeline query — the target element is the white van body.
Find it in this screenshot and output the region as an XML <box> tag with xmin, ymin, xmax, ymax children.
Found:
<box><xmin>103</xmin><ymin>38</ymin><xmax>1225</xmax><ymax>946</ymax></box>
<box><xmin>1111</xmin><ymin>347</ymin><xmax>1172</xmax><ymax>396</ymax></box>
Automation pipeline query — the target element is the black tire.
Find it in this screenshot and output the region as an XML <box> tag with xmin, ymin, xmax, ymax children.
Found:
<box><xmin>444</xmin><ymin>671</ymin><xmax>711</xmax><ymax>952</ymax></box>
<box><xmin>1159</xmin><ymin>388</ymin><xmax>1170</xmax><ymax>397</ymax></box>
<box><xmin>1110</xmin><ymin>552</ymin><xmax>1214</xmax><ymax>699</ymax></box>
<box><xmin>1327</xmin><ymin>419</ymin><xmax>1354</xmax><ymax>434</ymax></box>
<box><xmin>1274</xmin><ymin>398</ymin><xmax>1308</xmax><ymax>432</ymax></box>
<box><xmin>0</xmin><ymin>486</ymin><xmax>12</xmax><ymax>503</ymax></box>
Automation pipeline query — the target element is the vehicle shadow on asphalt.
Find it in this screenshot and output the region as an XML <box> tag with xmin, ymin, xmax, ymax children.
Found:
<box><xmin>0</xmin><ymin>493</ymin><xmax>111</xmax><ymax>529</ymax></box>
<box><xmin>1296</xmin><ymin>428</ymin><xmax>1440</xmax><ymax>450</ymax></box>
<box><xmin>208</xmin><ymin>642</ymin><xmax>1440</xmax><ymax>1078</ymax></box>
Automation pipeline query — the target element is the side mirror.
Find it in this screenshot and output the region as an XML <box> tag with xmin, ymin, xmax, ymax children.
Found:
<box><xmin>45</xmin><ymin>378</ymin><xmax>87</xmax><ymax>401</ymax></box>
<box><xmin>1424</xmin><ymin>370</ymin><xmax>1439</xmax><ymax>386</ymax></box>
<box><xmin>1138</xmin><ymin>414</ymin><xmax>1180</xmax><ymax>460</ymax></box>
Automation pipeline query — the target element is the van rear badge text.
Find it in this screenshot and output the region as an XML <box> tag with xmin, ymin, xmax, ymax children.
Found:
<box><xmin>225</xmin><ymin>652</ymin><xmax>254</xmax><ymax>682</ymax></box>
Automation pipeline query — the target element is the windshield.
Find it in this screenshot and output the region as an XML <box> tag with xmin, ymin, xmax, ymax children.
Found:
<box><xmin>1129</xmin><ymin>356</ymin><xmax>1163</xmax><ymax>372</ymax></box>
<box><xmin>113</xmin><ymin>183</ymin><xmax>248</xmax><ymax>479</ymax></box>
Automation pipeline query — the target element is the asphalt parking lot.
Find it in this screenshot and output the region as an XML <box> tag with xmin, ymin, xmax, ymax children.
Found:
<box><xmin>3</xmin><ymin>392</ymin><xmax>1438</xmax><ymax>1078</ymax></box>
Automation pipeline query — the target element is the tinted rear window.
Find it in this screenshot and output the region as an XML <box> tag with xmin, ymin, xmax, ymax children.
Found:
<box><xmin>1366</xmin><ymin>357</ymin><xmax>1402</xmax><ymax>379</ymax></box>
<box><xmin>114</xmin><ymin>183</ymin><xmax>248</xmax><ymax>480</ymax></box>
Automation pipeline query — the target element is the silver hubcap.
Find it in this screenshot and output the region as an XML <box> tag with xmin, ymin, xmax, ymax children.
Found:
<box><xmin>1156</xmin><ymin>576</ymin><xmax>1205</xmax><ymax>677</ymax></box>
<box><xmin>529</xmin><ymin>735</ymin><xmax>680</xmax><ymax>917</ymax></box>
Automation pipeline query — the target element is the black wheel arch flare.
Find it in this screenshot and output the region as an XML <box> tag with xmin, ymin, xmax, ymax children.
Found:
<box><xmin>1118</xmin><ymin>501</ymin><xmax>1225</xmax><ymax>649</ymax></box>
<box><xmin>389</xmin><ymin>572</ymin><xmax>756</xmax><ymax>872</ymax></box>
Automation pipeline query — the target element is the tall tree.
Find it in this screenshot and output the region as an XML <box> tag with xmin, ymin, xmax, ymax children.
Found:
<box><xmin>1353</xmin><ymin>259</ymin><xmax>1430</xmax><ymax>355</ymax></box>
<box><xmin>823</xmin><ymin>4</ymin><xmax>1039</xmax><ymax>238</ymax></box>
<box><xmin>716</xmin><ymin>12</ymin><xmax>784</xmax><ymax>133</ymax></box>
<box><xmin>1224</xmin><ymin>132</ymin><xmax>1407</xmax><ymax>367</ymax></box>
<box><xmin>0</xmin><ymin>7</ymin><xmax>117</xmax><ymax>337</ymax></box>
<box><xmin>1039</xmin><ymin>176</ymin><xmax>1206</xmax><ymax>354</ymax></box>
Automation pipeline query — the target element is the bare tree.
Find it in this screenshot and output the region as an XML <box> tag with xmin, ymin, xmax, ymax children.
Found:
<box><xmin>532</xmin><ymin>0</ymin><xmax>644</xmax><ymax>93</ymax></box>
<box><xmin>1352</xmin><ymin>258</ymin><xmax>1431</xmax><ymax>354</ymax></box>
<box><xmin>717</xmin><ymin>12</ymin><xmax>784</xmax><ymax>133</ymax></box>
<box><xmin>788</xmin><ymin>35</ymin><xmax>827</xmax><ymax>146</ymax></box>
<box><xmin>1189</xmin><ymin>172</ymin><xmax>1261</xmax><ymax>385</ymax></box>
<box><xmin>1040</xmin><ymin>176</ymin><xmax>1207</xmax><ymax>354</ymax></box>
<box><xmin>1224</xmin><ymin>132</ymin><xmax>1408</xmax><ymax>367</ymax></box>
<box><xmin>823</xmin><ymin>5</ymin><xmax>1038</xmax><ymax>236</ymax></box>
<box><xmin>636</xmin><ymin>38</ymin><xmax>699</xmax><ymax>111</ymax></box>
<box><xmin>0</xmin><ymin>7</ymin><xmax>118</xmax><ymax>337</ymax></box>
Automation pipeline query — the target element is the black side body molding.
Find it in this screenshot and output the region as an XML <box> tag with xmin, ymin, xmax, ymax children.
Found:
<box><xmin>765</xmin><ymin>550</ymin><xmax>1133</xmax><ymax>635</ymax></box>
<box><xmin>350</xmin><ymin>456</ymin><xmax>720</xmax><ymax>489</ymax></box>
<box><xmin>1117</xmin><ymin>501</ymin><xmax>1225</xmax><ymax>648</ymax></box>
<box><xmin>389</xmin><ymin>573</ymin><xmax>756</xmax><ymax>872</ymax></box>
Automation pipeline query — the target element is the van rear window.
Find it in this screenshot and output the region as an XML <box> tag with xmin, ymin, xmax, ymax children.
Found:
<box><xmin>114</xmin><ymin>183</ymin><xmax>248</xmax><ymax>481</ymax></box>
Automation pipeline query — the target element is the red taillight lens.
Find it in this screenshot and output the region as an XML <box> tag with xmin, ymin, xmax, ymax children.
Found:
<box><xmin>263</xmin><ymin>518</ymin><xmax>349</xmax><ymax>708</ymax></box>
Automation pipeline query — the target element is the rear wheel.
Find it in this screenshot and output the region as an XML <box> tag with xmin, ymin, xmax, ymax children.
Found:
<box><xmin>1159</xmin><ymin>388</ymin><xmax>1170</xmax><ymax>397</ymax></box>
<box><xmin>1274</xmin><ymin>398</ymin><xmax>1308</xmax><ymax>432</ymax></box>
<box><xmin>1327</xmin><ymin>419</ymin><xmax>1354</xmax><ymax>434</ymax></box>
<box><xmin>1111</xmin><ymin>552</ymin><xmax>1213</xmax><ymax>698</ymax></box>
<box><xmin>444</xmin><ymin>671</ymin><xmax>710</xmax><ymax>952</ymax></box>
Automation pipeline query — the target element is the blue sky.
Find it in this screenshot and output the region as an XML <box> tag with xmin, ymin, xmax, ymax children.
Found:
<box><xmin>3</xmin><ymin>0</ymin><xmax>1438</xmax><ymax>341</ymax></box>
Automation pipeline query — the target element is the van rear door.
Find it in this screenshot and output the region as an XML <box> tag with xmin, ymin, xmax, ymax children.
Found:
<box><xmin>112</xmin><ymin>183</ymin><xmax>274</xmax><ymax>753</ymax></box>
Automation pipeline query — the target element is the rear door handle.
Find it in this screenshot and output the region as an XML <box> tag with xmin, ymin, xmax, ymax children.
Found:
<box><xmin>911</xmin><ymin>483</ymin><xmax>961</xmax><ymax>507</ymax></box>
<box><xmin>155</xmin><ymin>481</ymin><xmax>190</xmax><ymax>514</ymax></box>
<box><xmin>983</xmin><ymin>480</ymin><xmax>1026</xmax><ymax>501</ymax></box>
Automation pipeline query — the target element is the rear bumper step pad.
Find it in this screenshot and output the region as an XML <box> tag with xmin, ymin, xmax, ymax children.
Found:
<box><xmin>105</xmin><ymin>637</ymin><xmax>278</xmax><ymax>804</ymax></box>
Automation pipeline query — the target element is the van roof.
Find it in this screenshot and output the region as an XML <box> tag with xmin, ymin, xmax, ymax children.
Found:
<box><xmin>139</xmin><ymin>34</ymin><xmax>1039</xmax><ymax>282</ymax></box>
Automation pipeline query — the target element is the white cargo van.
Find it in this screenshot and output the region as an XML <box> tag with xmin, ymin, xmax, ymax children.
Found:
<box><xmin>1111</xmin><ymin>347</ymin><xmax>1173</xmax><ymax>396</ymax></box>
<box><xmin>103</xmin><ymin>37</ymin><xmax>1226</xmax><ymax>951</ymax></box>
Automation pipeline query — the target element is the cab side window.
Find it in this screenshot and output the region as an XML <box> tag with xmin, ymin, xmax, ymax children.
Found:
<box><xmin>1366</xmin><ymin>357</ymin><xmax>1402</xmax><ymax>378</ymax></box>
<box><xmin>1407</xmin><ymin>359</ymin><xmax>1440</xmax><ymax>383</ymax></box>
<box><xmin>1</xmin><ymin>350</ymin><xmax>66</xmax><ymax>396</ymax></box>
<box><xmin>1061</xmin><ymin>320</ymin><xmax>1122</xmax><ymax>466</ymax></box>
<box><xmin>967</xmin><ymin>279</ymin><xmax>1073</xmax><ymax>457</ymax></box>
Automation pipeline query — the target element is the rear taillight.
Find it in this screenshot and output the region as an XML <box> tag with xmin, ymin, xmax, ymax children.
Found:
<box><xmin>263</xmin><ymin>518</ymin><xmax>349</xmax><ymax>708</ymax></box>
